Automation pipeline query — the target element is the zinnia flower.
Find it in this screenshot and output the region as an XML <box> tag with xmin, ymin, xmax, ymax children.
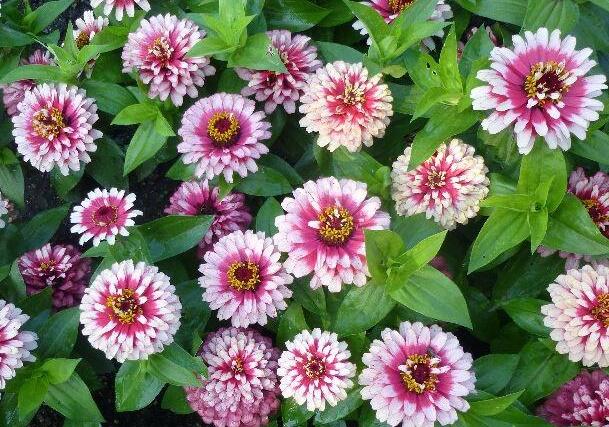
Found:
<box><xmin>164</xmin><ymin>180</ymin><xmax>252</xmax><ymax>257</ymax></box>
<box><xmin>542</xmin><ymin>264</ymin><xmax>609</xmax><ymax>367</ymax></box>
<box><xmin>122</xmin><ymin>14</ymin><xmax>215</xmax><ymax>106</ymax></box>
<box><xmin>18</xmin><ymin>244</ymin><xmax>91</xmax><ymax>310</ymax></box>
<box><xmin>471</xmin><ymin>28</ymin><xmax>607</xmax><ymax>154</ymax></box>
<box><xmin>274</xmin><ymin>177</ymin><xmax>390</xmax><ymax>292</ymax></box>
<box><xmin>391</xmin><ymin>138</ymin><xmax>489</xmax><ymax>229</ymax></box>
<box><xmin>73</xmin><ymin>11</ymin><xmax>109</xmax><ymax>77</ymax></box>
<box><xmin>0</xmin><ymin>193</ymin><xmax>8</xmax><ymax>229</ymax></box>
<box><xmin>185</xmin><ymin>327</ymin><xmax>280</xmax><ymax>427</ymax></box>
<box><xmin>277</xmin><ymin>328</ymin><xmax>356</xmax><ymax>411</ymax></box>
<box><xmin>11</xmin><ymin>83</ymin><xmax>102</xmax><ymax>175</ymax></box>
<box><xmin>79</xmin><ymin>260</ymin><xmax>181</xmax><ymax>362</ymax></box>
<box><xmin>90</xmin><ymin>0</ymin><xmax>150</xmax><ymax>21</ymax></box>
<box><xmin>70</xmin><ymin>188</ymin><xmax>143</xmax><ymax>247</ymax></box>
<box><xmin>359</xmin><ymin>321</ymin><xmax>476</xmax><ymax>427</ymax></box>
<box><xmin>538</xmin><ymin>370</ymin><xmax>609</xmax><ymax>426</ymax></box>
<box><xmin>0</xmin><ymin>300</ymin><xmax>37</xmax><ymax>389</ymax></box>
<box><xmin>177</xmin><ymin>93</ymin><xmax>271</xmax><ymax>182</ymax></box>
<box><xmin>235</xmin><ymin>30</ymin><xmax>321</xmax><ymax>114</ymax></box>
<box><xmin>2</xmin><ymin>49</ymin><xmax>54</xmax><ymax>116</ymax></box>
<box><xmin>299</xmin><ymin>61</ymin><xmax>393</xmax><ymax>152</ymax></box>
<box><xmin>537</xmin><ymin>246</ymin><xmax>609</xmax><ymax>271</ymax></box>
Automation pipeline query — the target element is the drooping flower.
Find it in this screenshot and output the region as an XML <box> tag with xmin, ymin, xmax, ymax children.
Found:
<box><xmin>18</xmin><ymin>244</ymin><xmax>91</xmax><ymax>310</ymax></box>
<box><xmin>538</xmin><ymin>370</ymin><xmax>609</xmax><ymax>426</ymax></box>
<box><xmin>79</xmin><ymin>260</ymin><xmax>181</xmax><ymax>362</ymax></box>
<box><xmin>164</xmin><ymin>180</ymin><xmax>252</xmax><ymax>257</ymax></box>
<box><xmin>177</xmin><ymin>93</ymin><xmax>271</xmax><ymax>182</ymax></box>
<box><xmin>430</xmin><ymin>255</ymin><xmax>453</xmax><ymax>279</ymax></box>
<box><xmin>391</xmin><ymin>139</ymin><xmax>490</xmax><ymax>229</ymax></box>
<box><xmin>299</xmin><ymin>61</ymin><xmax>393</xmax><ymax>152</ymax></box>
<box><xmin>185</xmin><ymin>327</ymin><xmax>280</xmax><ymax>427</ymax></box>
<box><xmin>1</xmin><ymin>49</ymin><xmax>54</xmax><ymax>117</ymax></box>
<box><xmin>73</xmin><ymin>11</ymin><xmax>109</xmax><ymax>77</ymax></box>
<box><xmin>235</xmin><ymin>30</ymin><xmax>322</xmax><ymax>114</ymax></box>
<box><xmin>359</xmin><ymin>321</ymin><xmax>476</xmax><ymax>427</ymax></box>
<box><xmin>90</xmin><ymin>0</ymin><xmax>150</xmax><ymax>21</ymax></box>
<box><xmin>122</xmin><ymin>14</ymin><xmax>215</xmax><ymax>106</ymax></box>
<box><xmin>277</xmin><ymin>329</ymin><xmax>356</xmax><ymax>412</ymax></box>
<box><xmin>11</xmin><ymin>83</ymin><xmax>102</xmax><ymax>175</ymax></box>
<box><xmin>200</xmin><ymin>230</ymin><xmax>293</xmax><ymax>328</ymax></box>
<box><xmin>70</xmin><ymin>188</ymin><xmax>143</xmax><ymax>247</ymax></box>
<box><xmin>274</xmin><ymin>177</ymin><xmax>390</xmax><ymax>292</ymax></box>
<box><xmin>471</xmin><ymin>28</ymin><xmax>607</xmax><ymax>154</ymax></box>
<box><xmin>0</xmin><ymin>300</ymin><xmax>37</xmax><ymax>389</ymax></box>
<box><xmin>0</xmin><ymin>193</ymin><xmax>8</xmax><ymax>229</ymax></box>
<box><xmin>542</xmin><ymin>264</ymin><xmax>609</xmax><ymax>367</ymax></box>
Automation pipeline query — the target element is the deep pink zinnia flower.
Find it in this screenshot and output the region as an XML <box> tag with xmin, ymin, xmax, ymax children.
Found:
<box><xmin>472</xmin><ymin>28</ymin><xmax>607</xmax><ymax>154</ymax></box>
<box><xmin>359</xmin><ymin>321</ymin><xmax>476</xmax><ymax>427</ymax></box>
<box><xmin>177</xmin><ymin>93</ymin><xmax>271</xmax><ymax>183</ymax></box>
<box><xmin>122</xmin><ymin>14</ymin><xmax>215</xmax><ymax>106</ymax></box>
<box><xmin>18</xmin><ymin>244</ymin><xmax>91</xmax><ymax>310</ymax></box>
<box><xmin>90</xmin><ymin>0</ymin><xmax>150</xmax><ymax>21</ymax></box>
<box><xmin>185</xmin><ymin>327</ymin><xmax>281</xmax><ymax>427</ymax></box>
<box><xmin>274</xmin><ymin>177</ymin><xmax>390</xmax><ymax>292</ymax></box>
<box><xmin>164</xmin><ymin>181</ymin><xmax>252</xmax><ymax>257</ymax></box>
<box><xmin>235</xmin><ymin>30</ymin><xmax>321</xmax><ymax>114</ymax></box>
<box><xmin>539</xmin><ymin>370</ymin><xmax>609</xmax><ymax>426</ymax></box>
<box><xmin>0</xmin><ymin>300</ymin><xmax>37</xmax><ymax>390</ymax></box>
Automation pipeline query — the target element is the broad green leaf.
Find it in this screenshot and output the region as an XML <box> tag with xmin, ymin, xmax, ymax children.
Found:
<box><xmin>317</xmin><ymin>41</ymin><xmax>364</xmax><ymax>64</ymax></box>
<box><xmin>480</xmin><ymin>194</ymin><xmax>531</xmax><ymax>212</ymax></box>
<box><xmin>188</xmin><ymin>35</ymin><xmax>234</xmax><ymax>57</ymax></box>
<box><xmin>277</xmin><ymin>302</ymin><xmax>309</xmax><ymax>343</ymax></box>
<box><xmin>265</xmin><ymin>0</ymin><xmax>330</xmax><ymax>32</ymax></box>
<box><xmin>255</xmin><ymin>197</ymin><xmax>283</xmax><ymax>236</ymax></box>
<box><xmin>342</xmin><ymin>0</ymin><xmax>387</xmax><ymax>47</ymax></box>
<box><xmin>40</xmin><ymin>358</ymin><xmax>81</xmax><ymax>385</ymax></box>
<box><xmin>439</xmin><ymin>25</ymin><xmax>462</xmax><ymax>92</ymax></box>
<box><xmin>365</xmin><ymin>229</ymin><xmax>405</xmax><ymax>280</ymax></box>
<box><xmin>529</xmin><ymin>208</ymin><xmax>549</xmax><ymax>252</ymax></box>
<box><xmin>502</xmin><ymin>298</ymin><xmax>549</xmax><ymax>337</ymax></box>
<box><xmin>469</xmin><ymin>391</ymin><xmax>524</xmax><ymax>417</ymax></box>
<box><xmin>45</xmin><ymin>373</ymin><xmax>104</xmax><ymax>422</ymax></box>
<box><xmin>571</xmin><ymin>130</ymin><xmax>609</xmax><ymax>163</ymax></box>
<box><xmin>36</xmin><ymin>307</ymin><xmax>80</xmax><ymax>359</ymax></box>
<box><xmin>590</xmin><ymin>0</ymin><xmax>609</xmax><ymax>12</ymax></box>
<box><xmin>51</xmin><ymin>167</ymin><xmax>85</xmax><ymax>198</ymax></box>
<box><xmin>0</xmin><ymin>26</ymin><xmax>34</xmax><ymax>47</ymax></box>
<box><xmin>459</xmin><ymin>26</ymin><xmax>495</xmax><ymax>78</ymax></box>
<box><xmin>291</xmin><ymin>280</ymin><xmax>327</xmax><ymax>317</ymax></box>
<box><xmin>0</xmin><ymin>65</ymin><xmax>66</xmax><ymax>84</ymax></box>
<box><xmin>235</xmin><ymin>166</ymin><xmax>292</xmax><ymax>196</ymax></box>
<box><xmin>23</xmin><ymin>0</ymin><xmax>76</xmax><ymax>33</ymax></box>
<box><xmin>81</xmin><ymin>80</ymin><xmax>137</xmax><ymax>115</ymax></box>
<box><xmin>314</xmin><ymin>387</ymin><xmax>363</xmax><ymax>424</ymax></box>
<box><xmin>115</xmin><ymin>361</ymin><xmax>165</xmax><ymax>412</ymax></box>
<box><xmin>148</xmin><ymin>344</ymin><xmax>205</xmax><ymax>387</ymax></box>
<box><xmin>87</xmin><ymin>138</ymin><xmax>128</xmax><ymax>188</ymax></box>
<box><xmin>281</xmin><ymin>398</ymin><xmax>314</xmax><ymax>427</ymax></box>
<box><xmin>174</xmin><ymin>280</ymin><xmax>211</xmax><ymax>350</ymax></box>
<box><xmin>229</xmin><ymin>33</ymin><xmax>287</xmax><ymax>72</ymax></box>
<box><xmin>18</xmin><ymin>377</ymin><xmax>48</xmax><ymax>421</ymax></box>
<box><xmin>112</xmin><ymin>103</ymin><xmax>158</xmax><ymax>125</ymax></box>
<box><xmin>474</xmin><ymin>354</ymin><xmax>520</xmax><ymax>395</ymax></box>
<box><xmin>455</xmin><ymin>0</ymin><xmax>527</xmax><ymax>25</ymax></box>
<box><xmin>123</xmin><ymin>121</ymin><xmax>167</xmax><ymax>175</ymax></box>
<box><xmin>392</xmin><ymin>213</ymin><xmax>443</xmax><ymax>250</ymax></box>
<box><xmin>0</xmin><ymin>148</ymin><xmax>24</xmax><ymax>208</ymax></box>
<box><xmin>522</xmin><ymin>0</ymin><xmax>580</xmax><ymax>33</ymax></box>
<box><xmin>161</xmin><ymin>385</ymin><xmax>193</xmax><ymax>414</ymax></box>
<box><xmin>19</xmin><ymin>204</ymin><xmax>70</xmax><ymax>253</ymax></box>
<box><xmin>166</xmin><ymin>159</ymin><xmax>196</xmax><ymax>182</ymax></box>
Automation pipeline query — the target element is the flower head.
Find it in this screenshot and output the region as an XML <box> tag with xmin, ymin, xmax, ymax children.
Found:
<box><xmin>471</xmin><ymin>28</ymin><xmax>607</xmax><ymax>154</ymax></box>
<box><xmin>90</xmin><ymin>0</ymin><xmax>150</xmax><ymax>21</ymax></box>
<box><xmin>0</xmin><ymin>193</ymin><xmax>8</xmax><ymax>229</ymax></box>
<box><xmin>70</xmin><ymin>188</ymin><xmax>143</xmax><ymax>247</ymax></box>
<box><xmin>80</xmin><ymin>260</ymin><xmax>181</xmax><ymax>362</ymax></box>
<box><xmin>11</xmin><ymin>83</ymin><xmax>102</xmax><ymax>175</ymax></box>
<box><xmin>0</xmin><ymin>300</ymin><xmax>37</xmax><ymax>389</ymax></box>
<box><xmin>391</xmin><ymin>139</ymin><xmax>489</xmax><ymax>229</ymax></box>
<box><xmin>277</xmin><ymin>329</ymin><xmax>356</xmax><ymax>411</ymax></box>
<box><xmin>18</xmin><ymin>244</ymin><xmax>91</xmax><ymax>310</ymax></box>
<box><xmin>274</xmin><ymin>177</ymin><xmax>390</xmax><ymax>292</ymax></box>
<box><xmin>359</xmin><ymin>321</ymin><xmax>475</xmax><ymax>427</ymax></box>
<box><xmin>164</xmin><ymin>180</ymin><xmax>252</xmax><ymax>257</ymax></box>
<box><xmin>73</xmin><ymin>11</ymin><xmax>109</xmax><ymax>77</ymax></box>
<box><xmin>122</xmin><ymin>14</ymin><xmax>215</xmax><ymax>106</ymax></box>
<box><xmin>185</xmin><ymin>327</ymin><xmax>280</xmax><ymax>427</ymax></box>
<box><xmin>200</xmin><ymin>230</ymin><xmax>293</xmax><ymax>328</ymax></box>
<box><xmin>299</xmin><ymin>61</ymin><xmax>393</xmax><ymax>152</ymax></box>
<box><xmin>177</xmin><ymin>93</ymin><xmax>271</xmax><ymax>183</ymax></box>
<box><xmin>236</xmin><ymin>30</ymin><xmax>321</xmax><ymax>114</ymax></box>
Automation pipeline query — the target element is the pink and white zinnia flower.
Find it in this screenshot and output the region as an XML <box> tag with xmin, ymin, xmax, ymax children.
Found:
<box><xmin>236</xmin><ymin>30</ymin><xmax>321</xmax><ymax>114</ymax></box>
<box><xmin>274</xmin><ymin>177</ymin><xmax>390</xmax><ymax>292</ymax></box>
<box><xmin>359</xmin><ymin>321</ymin><xmax>476</xmax><ymax>427</ymax></box>
<box><xmin>0</xmin><ymin>193</ymin><xmax>8</xmax><ymax>229</ymax></box>
<box><xmin>122</xmin><ymin>14</ymin><xmax>215</xmax><ymax>106</ymax></box>
<box><xmin>299</xmin><ymin>61</ymin><xmax>393</xmax><ymax>152</ymax></box>
<box><xmin>471</xmin><ymin>28</ymin><xmax>607</xmax><ymax>154</ymax></box>
<box><xmin>199</xmin><ymin>230</ymin><xmax>293</xmax><ymax>328</ymax></box>
<box><xmin>0</xmin><ymin>300</ymin><xmax>37</xmax><ymax>389</ymax></box>
<box><xmin>80</xmin><ymin>260</ymin><xmax>181</xmax><ymax>362</ymax></box>
<box><xmin>277</xmin><ymin>329</ymin><xmax>356</xmax><ymax>411</ymax></box>
<box><xmin>90</xmin><ymin>0</ymin><xmax>150</xmax><ymax>21</ymax></box>
<box><xmin>177</xmin><ymin>93</ymin><xmax>271</xmax><ymax>183</ymax></box>
<box><xmin>185</xmin><ymin>327</ymin><xmax>280</xmax><ymax>427</ymax></box>
<box><xmin>11</xmin><ymin>83</ymin><xmax>102</xmax><ymax>175</ymax></box>
<box><xmin>73</xmin><ymin>11</ymin><xmax>109</xmax><ymax>77</ymax></box>
<box><xmin>391</xmin><ymin>139</ymin><xmax>490</xmax><ymax>229</ymax></box>
<box><xmin>70</xmin><ymin>188</ymin><xmax>143</xmax><ymax>247</ymax></box>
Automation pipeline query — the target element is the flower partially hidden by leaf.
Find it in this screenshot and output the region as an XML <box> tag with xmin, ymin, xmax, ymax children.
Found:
<box><xmin>73</xmin><ymin>11</ymin><xmax>109</xmax><ymax>78</ymax></box>
<box><xmin>91</xmin><ymin>0</ymin><xmax>150</xmax><ymax>21</ymax></box>
<box><xmin>0</xmin><ymin>192</ymin><xmax>8</xmax><ymax>229</ymax></box>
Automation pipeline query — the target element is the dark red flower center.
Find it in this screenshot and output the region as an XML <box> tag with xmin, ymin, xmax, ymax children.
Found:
<box><xmin>92</xmin><ymin>205</ymin><xmax>119</xmax><ymax>227</ymax></box>
<box><xmin>106</xmin><ymin>289</ymin><xmax>142</xmax><ymax>325</ymax></box>
<box><xmin>149</xmin><ymin>37</ymin><xmax>173</xmax><ymax>65</ymax></box>
<box><xmin>227</xmin><ymin>261</ymin><xmax>260</xmax><ymax>291</ymax></box>
<box><xmin>592</xmin><ymin>293</ymin><xmax>609</xmax><ymax>327</ymax></box>
<box><xmin>197</xmin><ymin>200</ymin><xmax>215</xmax><ymax>216</ymax></box>
<box><xmin>583</xmin><ymin>198</ymin><xmax>609</xmax><ymax>227</ymax></box>
<box><xmin>32</xmin><ymin>107</ymin><xmax>65</xmax><ymax>140</ymax></box>
<box><xmin>524</xmin><ymin>61</ymin><xmax>571</xmax><ymax>106</ymax></box>
<box><xmin>388</xmin><ymin>0</ymin><xmax>415</xmax><ymax>14</ymax></box>
<box><xmin>207</xmin><ymin>112</ymin><xmax>241</xmax><ymax>147</ymax></box>
<box><xmin>317</xmin><ymin>206</ymin><xmax>355</xmax><ymax>246</ymax></box>
<box><xmin>304</xmin><ymin>356</ymin><xmax>325</xmax><ymax>379</ymax></box>
<box><xmin>400</xmin><ymin>354</ymin><xmax>439</xmax><ymax>394</ymax></box>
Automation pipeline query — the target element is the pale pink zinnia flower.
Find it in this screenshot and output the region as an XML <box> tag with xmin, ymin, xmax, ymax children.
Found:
<box><xmin>391</xmin><ymin>139</ymin><xmax>490</xmax><ymax>229</ymax></box>
<box><xmin>359</xmin><ymin>321</ymin><xmax>476</xmax><ymax>427</ymax></box>
<box><xmin>471</xmin><ymin>28</ymin><xmax>607</xmax><ymax>154</ymax></box>
<box><xmin>70</xmin><ymin>188</ymin><xmax>143</xmax><ymax>247</ymax></box>
<box><xmin>200</xmin><ymin>230</ymin><xmax>292</xmax><ymax>328</ymax></box>
<box><xmin>164</xmin><ymin>180</ymin><xmax>252</xmax><ymax>257</ymax></box>
<box><xmin>277</xmin><ymin>329</ymin><xmax>356</xmax><ymax>411</ymax></box>
<box><xmin>177</xmin><ymin>93</ymin><xmax>271</xmax><ymax>183</ymax></box>
<box><xmin>18</xmin><ymin>244</ymin><xmax>91</xmax><ymax>310</ymax></box>
<box><xmin>2</xmin><ymin>49</ymin><xmax>54</xmax><ymax>117</ymax></box>
<box><xmin>274</xmin><ymin>177</ymin><xmax>390</xmax><ymax>292</ymax></box>
<box><xmin>122</xmin><ymin>14</ymin><xmax>215</xmax><ymax>106</ymax></box>
<box><xmin>235</xmin><ymin>30</ymin><xmax>321</xmax><ymax>114</ymax></box>
<box><xmin>0</xmin><ymin>300</ymin><xmax>37</xmax><ymax>389</ymax></box>
<box><xmin>185</xmin><ymin>327</ymin><xmax>280</xmax><ymax>427</ymax></box>
<box><xmin>11</xmin><ymin>83</ymin><xmax>102</xmax><ymax>175</ymax></box>
<box><xmin>299</xmin><ymin>61</ymin><xmax>393</xmax><ymax>152</ymax></box>
<box><xmin>542</xmin><ymin>264</ymin><xmax>609</xmax><ymax>367</ymax></box>
<box><xmin>73</xmin><ymin>11</ymin><xmax>109</xmax><ymax>77</ymax></box>
<box><xmin>0</xmin><ymin>193</ymin><xmax>8</xmax><ymax>229</ymax></box>
<box><xmin>538</xmin><ymin>370</ymin><xmax>609</xmax><ymax>426</ymax></box>
<box><xmin>80</xmin><ymin>260</ymin><xmax>181</xmax><ymax>362</ymax></box>
<box><xmin>90</xmin><ymin>0</ymin><xmax>150</xmax><ymax>21</ymax></box>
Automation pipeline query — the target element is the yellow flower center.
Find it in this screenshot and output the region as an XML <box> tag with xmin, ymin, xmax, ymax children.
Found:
<box><xmin>303</xmin><ymin>356</ymin><xmax>325</xmax><ymax>379</ymax></box>
<box><xmin>106</xmin><ymin>289</ymin><xmax>142</xmax><ymax>325</ymax></box>
<box><xmin>231</xmin><ymin>357</ymin><xmax>245</xmax><ymax>374</ymax></box>
<box><xmin>340</xmin><ymin>83</ymin><xmax>365</xmax><ymax>106</ymax></box>
<box><xmin>400</xmin><ymin>354</ymin><xmax>439</xmax><ymax>394</ymax></box>
<box><xmin>592</xmin><ymin>293</ymin><xmax>609</xmax><ymax>327</ymax></box>
<box><xmin>227</xmin><ymin>261</ymin><xmax>260</xmax><ymax>291</ymax></box>
<box><xmin>427</xmin><ymin>170</ymin><xmax>447</xmax><ymax>189</ymax></box>
<box><xmin>207</xmin><ymin>112</ymin><xmax>241</xmax><ymax>147</ymax></box>
<box><xmin>317</xmin><ymin>206</ymin><xmax>355</xmax><ymax>246</ymax></box>
<box><xmin>32</xmin><ymin>107</ymin><xmax>65</xmax><ymax>140</ymax></box>
<box><xmin>92</xmin><ymin>205</ymin><xmax>119</xmax><ymax>227</ymax></box>
<box><xmin>524</xmin><ymin>61</ymin><xmax>572</xmax><ymax>106</ymax></box>
<box><xmin>149</xmin><ymin>37</ymin><xmax>173</xmax><ymax>64</ymax></box>
<box><xmin>39</xmin><ymin>260</ymin><xmax>57</xmax><ymax>272</ymax></box>
<box><xmin>583</xmin><ymin>198</ymin><xmax>609</xmax><ymax>225</ymax></box>
<box><xmin>75</xmin><ymin>31</ymin><xmax>91</xmax><ymax>49</ymax></box>
<box><xmin>388</xmin><ymin>0</ymin><xmax>415</xmax><ymax>14</ymax></box>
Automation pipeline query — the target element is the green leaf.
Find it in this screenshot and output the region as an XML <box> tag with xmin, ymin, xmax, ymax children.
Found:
<box><xmin>112</xmin><ymin>103</ymin><xmax>158</xmax><ymax>125</ymax></box>
<box><xmin>40</xmin><ymin>358</ymin><xmax>81</xmax><ymax>384</ymax></box>
<box><xmin>439</xmin><ymin>25</ymin><xmax>462</xmax><ymax>92</ymax></box>
<box><xmin>342</xmin><ymin>0</ymin><xmax>387</xmax><ymax>47</ymax></box>
<box><xmin>161</xmin><ymin>385</ymin><xmax>193</xmax><ymax>414</ymax></box>
<box><xmin>18</xmin><ymin>376</ymin><xmax>49</xmax><ymax>420</ymax></box>
<box><xmin>392</xmin><ymin>214</ymin><xmax>443</xmax><ymax>250</ymax></box>
<box><xmin>364</xmin><ymin>229</ymin><xmax>405</xmax><ymax>280</ymax></box>
<box><xmin>87</xmin><ymin>138</ymin><xmax>128</xmax><ymax>188</ymax></box>
<box><xmin>0</xmin><ymin>65</ymin><xmax>66</xmax><ymax>85</ymax></box>
<box><xmin>0</xmin><ymin>26</ymin><xmax>34</xmax><ymax>48</ymax></box>
<box><xmin>45</xmin><ymin>373</ymin><xmax>104</xmax><ymax>423</ymax></box>
<box><xmin>314</xmin><ymin>387</ymin><xmax>363</xmax><ymax>424</ymax></box>
<box><xmin>36</xmin><ymin>307</ymin><xmax>80</xmax><ymax>359</ymax></box>
<box><xmin>115</xmin><ymin>361</ymin><xmax>165</xmax><ymax>412</ymax></box>
<box><xmin>502</xmin><ymin>298</ymin><xmax>549</xmax><ymax>337</ymax></box>
<box><xmin>529</xmin><ymin>208</ymin><xmax>549</xmax><ymax>252</ymax></box>
<box><xmin>0</xmin><ymin>148</ymin><xmax>24</xmax><ymax>208</ymax></box>
<box><xmin>316</xmin><ymin>41</ymin><xmax>364</xmax><ymax>64</ymax></box>
<box><xmin>474</xmin><ymin>354</ymin><xmax>520</xmax><ymax>395</ymax></box>
<box><xmin>570</xmin><ymin>130</ymin><xmax>609</xmax><ymax>163</ymax></box>
<box><xmin>148</xmin><ymin>344</ymin><xmax>205</xmax><ymax>387</ymax></box>
<box><xmin>277</xmin><ymin>302</ymin><xmax>309</xmax><ymax>343</ymax></box>
<box><xmin>590</xmin><ymin>0</ymin><xmax>609</xmax><ymax>12</ymax></box>
<box><xmin>229</xmin><ymin>33</ymin><xmax>287</xmax><ymax>72</ymax></box>
<box><xmin>51</xmin><ymin>168</ymin><xmax>85</xmax><ymax>198</ymax></box>
<box><xmin>81</xmin><ymin>80</ymin><xmax>138</xmax><ymax>115</ymax></box>
<box><xmin>480</xmin><ymin>194</ymin><xmax>532</xmax><ymax>211</ymax></box>
<box><xmin>459</xmin><ymin>26</ymin><xmax>495</xmax><ymax>78</ymax></box>
<box><xmin>19</xmin><ymin>204</ymin><xmax>70</xmax><ymax>253</ymax></box>
<box><xmin>23</xmin><ymin>0</ymin><xmax>76</xmax><ymax>33</ymax></box>
<box><xmin>412</xmin><ymin>87</ymin><xmax>462</xmax><ymax>121</ymax></box>
<box><xmin>281</xmin><ymin>398</ymin><xmax>314</xmax><ymax>427</ymax></box>
<box><xmin>291</xmin><ymin>280</ymin><xmax>327</xmax><ymax>317</ymax></box>
<box><xmin>469</xmin><ymin>390</ymin><xmax>524</xmax><ymax>417</ymax></box>
<box><xmin>154</xmin><ymin>113</ymin><xmax>175</xmax><ymax>137</ymax></box>
<box><xmin>256</xmin><ymin>197</ymin><xmax>283</xmax><ymax>236</ymax></box>
<box><xmin>166</xmin><ymin>159</ymin><xmax>196</xmax><ymax>181</ymax></box>
<box><xmin>265</xmin><ymin>0</ymin><xmax>330</xmax><ymax>32</ymax></box>
<box><xmin>123</xmin><ymin>121</ymin><xmax>168</xmax><ymax>175</ymax></box>
<box><xmin>188</xmin><ymin>35</ymin><xmax>234</xmax><ymax>57</ymax></box>
<box><xmin>235</xmin><ymin>166</ymin><xmax>292</xmax><ymax>196</ymax></box>
<box><xmin>522</xmin><ymin>0</ymin><xmax>580</xmax><ymax>33</ymax></box>
<box><xmin>455</xmin><ymin>0</ymin><xmax>527</xmax><ymax>25</ymax></box>
<box><xmin>174</xmin><ymin>280</ymin><xmax>211</xmax><ymax>350</ymax></box>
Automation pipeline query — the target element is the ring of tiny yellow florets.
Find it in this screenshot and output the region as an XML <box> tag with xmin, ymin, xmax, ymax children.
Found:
<box><xmin>317</xmin><ymin>206</ymin><xmax>355</xmax><ymax>246</ymax></box>
<box><xmin>303</xmin><ymin>355</ymin><xmax>326</xmax><ymax>379</ymax></box>
<box><xmin>524</xmin><ymin>61</ymin><xmax>572</xmax><ymax>106</ymax></box>
<box><xmin>388</xmin><ymin>0</ymin><xmax>415</xmax><ymax>14</ymax></box>
<box><xmin>106</xmin><ymin>288</ymin><xmax>142</xmax><ymax>325</ymax></box>
<box><xmin>400</xmin><ymin>353</ymin><xmax>439</xmax><ymax>394</ymax></box>
<box><xmin>227</xmin><ymin>261</ymin><xmax>261</xmax><ymax>291</ymax></box>
<box><xmin>32</xmin><ymin>107</ymin><xmax>65</xmax><ymax>140</ymax></box>
<box><xmin>207</xmin><ymin>112</ymin><xmax>241</xmax><ymax>146</ymax></box>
